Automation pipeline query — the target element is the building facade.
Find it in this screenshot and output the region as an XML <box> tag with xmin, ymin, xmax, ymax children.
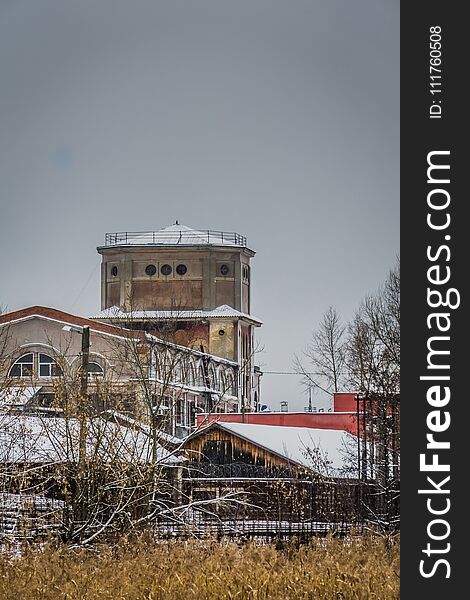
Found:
<box><xmin>94</xmin><ymin>223</ymin><xmax>262</xmax><ymax>412</ymax></box>
<box><xmin>0</xmin><ymin>306</ymin><xmax>240</xmax><ymax>437</ymax></box>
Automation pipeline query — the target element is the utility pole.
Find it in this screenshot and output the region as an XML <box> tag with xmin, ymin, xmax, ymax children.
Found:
<box><xmin>79</xmin><ymin>325</ymin><xmax>90</xmax><ymax>469</ymax></box>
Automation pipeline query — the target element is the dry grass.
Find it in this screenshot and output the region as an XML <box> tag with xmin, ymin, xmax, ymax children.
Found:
<box><xmin>0</xmin><ymin>534</ymin><xmax>399</xmax><ymax>599</ymax></box>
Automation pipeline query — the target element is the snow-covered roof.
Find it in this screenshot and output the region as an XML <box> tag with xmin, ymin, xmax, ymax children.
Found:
<box><xmin>91</xmin><ymin>304</ymin><xmax>262</xmax><ymax>326</ymax></box>
<box><xmin>103</xmin><ymin>410</ymin><xmax>182</xmax><ymax>446</ymax></box>
<box><xmin>0</xmin><ymin>386</ymin><xmax>41</xmax><ymax>408</ymax></box>
<box><xmin>101</xmin><ymin>225</ymin><xmax>249</xmax><ymax>249</ymax></box>
<box><xmin>0</xmin><ymin>414</ymin><xmax>182</xmax><ymax>465</ymax></box>
<box><xmin>203</xmin><ymin>422</ymin><xmax>355</xmax><ymax>476</ymax></box>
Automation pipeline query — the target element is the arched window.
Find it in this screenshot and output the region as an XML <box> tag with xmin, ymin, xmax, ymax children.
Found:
<box><xmin>9</xmin><ymin>353</ymin><xmax>34</xmax><ymax>378</ymax></box>
<box><xmin>39</xmin><ymin>354</ymin><xmax>62</xmax><ymax>377</ymax></box>
<box><xmin>174</xmin><ymin>358</ymin><xmax>183</xmax><ymax>383</ymax></box>
<box><xmin>157</xmin><ymin>349</ymin><xmax>172</xmax><ymax>378</ymax></box>
<box><xmin>226</xmin><ymin>370</ymin><xmax>237</xmax><ymax>396</ymax></box>
<box><xmin>198</xmin><ymin>365</ymin><xmax>206</xmax><ymax>387</ymax></box>
<box><xmin>218</xmin><ymin>370</ymin><xmax>226</xmax><ymax>394</ymax></box>
<box><xmin>186</xmin><ymin>358</ymin><xmax>196</xmax><ymax>385</ymax></box>
<box><xmin>209</xmin><ymin>365</ymin><xmax>217</xmax><ymax>390</ymax></box>
<box><xmin>87</xmin><ymin>362</ymin><xmax>104</xmax><ymax>380</ymax></box>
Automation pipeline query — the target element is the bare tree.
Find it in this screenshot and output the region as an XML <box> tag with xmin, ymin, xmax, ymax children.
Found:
<box><xmin>294</xmin><ymin>306</ymin><xmax>347</xmax><ymax>400</ymax></box>
<box><xmin>293</xmin><ymin>261</ymin><xmax>400</xmax><ymax>533</ymax></box>
<box><xmin>345</xmin><ymin>260</ymin><xmax>400</xmax><ymax>532</ymax></box>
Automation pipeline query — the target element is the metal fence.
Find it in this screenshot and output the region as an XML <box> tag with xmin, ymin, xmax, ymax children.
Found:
<box><xmin>1</xmin><ymin>474</ymin><xmax>397</xmax><ymax>543</ymax></box>
<box><xmin>103</xmin><ymin>230</ymin><xmax>247</xmax><ymax>247</ymax></box>
<box><xmin>0</xmin><ymin>493</ymin><xmax>65</xmax><ymax>543</ymax></box>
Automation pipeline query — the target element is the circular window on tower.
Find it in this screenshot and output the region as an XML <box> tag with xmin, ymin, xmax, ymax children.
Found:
<box><xmin>145</xmin><ymin>264</ymin><xmax>157</xmax><ymax>276</ymax></box>
<box><xmin>176</xmin><ymin>264</ymin><xmax>187</xmax><ymax>275</ymax></box>
<box><xmin>161</xmin><ymin>264</ymin><xmax>172</xmax><ymax>276</ymax></box>
<box><xmin>220</xmin><ymin>264</ymin><xmax>229</xmax><ymax>276</ymax></box>
<box><xmin>111</xmin><ymin>266</ymin><xmax>118</xmax><ymax>277</ymax></box>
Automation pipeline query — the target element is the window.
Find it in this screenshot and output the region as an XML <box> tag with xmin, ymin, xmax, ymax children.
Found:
<box><xmin>176</xmin><ymin>264</ymin><xmax>187</xmax><ymax>275</ymax></box>
<box><xmin>198</xmin><ymin>365</ymin><xmax>206</xmax><ymax>386</ymax></box>
<box><xmin>209</xmin><ymin>365</ymin><xmax>217</xmax><ymax>389</ymax></box>
<box><xmin>174</xmin><ymin>360</ymin><xmax>183</xmax><ymax>382</ymax></box>
<box><xmin>161</xmin><ymin>264</ymin><xmax>172</xmax><ymax>276</ymax></box>
<box><xmin>145</xmin><ymin>264</ymin><xmax>157</xmax><ymax>276</ymax></box>
<box><xmin>219</xmin><ymin>371</ymin><xmax>226</xmax><ymax>393</ymax></box>
<box><xmin>87</xmin><ymin>362</ymin><xmax>104</xmax><ymax>380</ymax></box>
<box><xmin>188</xmin><ymin>364</ymin><xmax>196</xmax><ymax>386</ymax></box>
<box><xmin>9</xmin><ymin>353</ymin><xmax>34</xmax><ymax>377</ymax></box>
<box><xmin>111</xmin><ymin>266</ymin><xmax>118</xmax><ymax>277</ymax></box>
<box><xmin>176</xmin><ymin>397</ymin><xmax>185</xmax><ymax>426</ymax></box>
<box><xmin>220</xmin><ymin>264</ymin><xmax>229</xmax><ymax>276</ymax></box>
<box><xmin>226</xmin><ymin>372</ymin><xmax>236</xmax><ymax>396</ymax></box>
<box><xmin>39</xmin><ymin>354</ymin><xmax>62</xmax><ymax>377</ymax></box>
<box><xmin>242</xmin><ymin>265</ymin><xmax>250</xmax><ymax>282</ymax></box>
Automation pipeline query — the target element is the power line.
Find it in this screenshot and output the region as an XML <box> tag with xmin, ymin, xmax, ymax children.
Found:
<box><xmin>70</xmin><ymin>261</ymin><xmax>101</xmax><ymax>310</ymax></box>
<box><xmin>261</xmin><ymin>371</ymin><xmax>322</xmax><ymax>376</ymax></box>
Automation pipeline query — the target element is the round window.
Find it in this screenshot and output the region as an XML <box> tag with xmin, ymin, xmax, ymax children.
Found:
<box><xmin>111</xmin><ymin>266</ymin><xmax>118</xmax><ymax>277</ymax></box>
<box><xmin>218</xmin><ymin>330</ymin><xmax>225</xmax><ymax>336</ymax></box>
<box><xmin>161</xmin><ymin>264</ymin><xmax>172</xmax><ymax>276</ymax></box>
<box><xmin>176</xmin><ymin>264</ymin><xmax>187</xmax><ymax>275</ymax></box>
<box><xmin>220</xmin><ymin>264</ymin><xmax>229</xmax><ymax>276</ymax></box>
<box><xmin>145</xmin><ymin>264</ymin><xmax>157</xmax><ymax>276</ymax></box>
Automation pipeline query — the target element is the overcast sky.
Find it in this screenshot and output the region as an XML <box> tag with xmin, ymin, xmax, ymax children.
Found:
<box><xmin>0</xmin><ymin>0</ymin><xmax>399</xmax><ymax>410</ymax></box>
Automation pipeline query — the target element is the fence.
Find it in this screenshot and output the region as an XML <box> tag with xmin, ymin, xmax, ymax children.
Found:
<box><xmin>0</xmin><ymin>493</ymin><xmax>65</xmax><ymax>543</ymax></box>
<box><xmin>1</xmin><ymin>474</ymin><xmax>397</xmax><ymax>543</ymax></box>
<box><xmin>103</xmin><ymin>230</ymin><xmax>247</xmax><ymax>247</ymax></box>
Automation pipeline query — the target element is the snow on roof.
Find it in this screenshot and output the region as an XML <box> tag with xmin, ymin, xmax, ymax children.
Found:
<box><xmin>103</xmin><ymin>410</ymin><xmax>182</xmax><ymax>446</ymax></box>
<box><xmin>102</xmin><ymin>225</ymin><xmax>249</xmax><ymax>248</ymax></box>
<box><xmin>91</xmin><ymin>304</ymin><xmax>263</xmax><ymax>325</ymax></box>
<box><xmin>0</xmin><ymin>386</ymin><xmax>41</xmax><ymax>408</ymax></box>
<box><xmin>211</xmin><ymin>423</ymin><xmax>354</xmax><ymax>476</ymax></box>
<box><xmin>0</xmin><ymin>414</ymin><xmax>182</xmax><ymax>465</ymax></box>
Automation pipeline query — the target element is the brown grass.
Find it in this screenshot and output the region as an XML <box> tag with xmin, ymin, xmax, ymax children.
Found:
<box><xmin>0</xmin><ymin>534</ymin><xmax>399</xmax><ymax>599</ymax></box>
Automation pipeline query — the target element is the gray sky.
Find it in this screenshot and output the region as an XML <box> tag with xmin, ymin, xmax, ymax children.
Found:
<box><xmin>0</xmin><ymin>0</ymin><xmax>399</xmax><ymax>410</ymax></box>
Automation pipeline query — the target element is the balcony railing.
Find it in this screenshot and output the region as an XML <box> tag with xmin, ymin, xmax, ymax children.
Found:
<box><xmin>103</xmin><ymin>230</ymin><xmax>247</xmax><ymax>247</ymax></box>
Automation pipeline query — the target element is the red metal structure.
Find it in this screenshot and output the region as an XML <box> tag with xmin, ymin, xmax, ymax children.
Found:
<box><xmin>196</xmin><ymin>393</ymin><xmax>360</xmax><ymax>434</ymax></box>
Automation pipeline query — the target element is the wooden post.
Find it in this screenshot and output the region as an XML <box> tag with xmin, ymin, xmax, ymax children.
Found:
<box><xmin>79</xmin><ymin>326</ymin><xmax>90</xmax><ymax>470</ymax></box>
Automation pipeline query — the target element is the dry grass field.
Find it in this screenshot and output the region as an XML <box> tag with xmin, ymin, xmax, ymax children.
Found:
<box><xmin>0</xmin><ymin>534</ymin><xmax>399</xmax><ymax>599</ymax></box>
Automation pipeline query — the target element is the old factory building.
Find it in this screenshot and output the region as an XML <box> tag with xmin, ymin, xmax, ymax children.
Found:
<box><xmin>0</xmin><ymin>224</ymin><xmax>263</xmax><ymax>436</ymax></box>
<box><xmin>93</xmin><ymin>223</ymin><xmax>262</xmax><ymax>412</ymax></box>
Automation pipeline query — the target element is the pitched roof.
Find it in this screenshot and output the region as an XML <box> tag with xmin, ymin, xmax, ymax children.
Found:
<box><xmin>0</xmin><ymin>306</ymin><xmax>145</xmax><ymax>341</ymax></box>
<box><xmin>0</xmin><ymin>414</ymin><xmax>182</xmax><ymax>464</ymax></box>
<box><xmin>0</xmin><ymin>386</ymin><xmax>41</xmax><ymax>408</ymax></box>
<box><xmin>190</xmin><ymin>422</ymin><xmax>354</xmax><ymax>476</ymax></box>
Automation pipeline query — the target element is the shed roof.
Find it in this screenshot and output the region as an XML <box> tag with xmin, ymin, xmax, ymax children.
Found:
<box><xmin>190</xmin><ymin>422</ymin><xmax>355</xmax><ymax>476</ymax></box>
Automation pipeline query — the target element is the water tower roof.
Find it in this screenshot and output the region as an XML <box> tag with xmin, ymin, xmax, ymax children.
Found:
<box><xmin>99</xmin><ymin>224</ymin><xmax>251</xmax><ymax>250</ymax></box>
